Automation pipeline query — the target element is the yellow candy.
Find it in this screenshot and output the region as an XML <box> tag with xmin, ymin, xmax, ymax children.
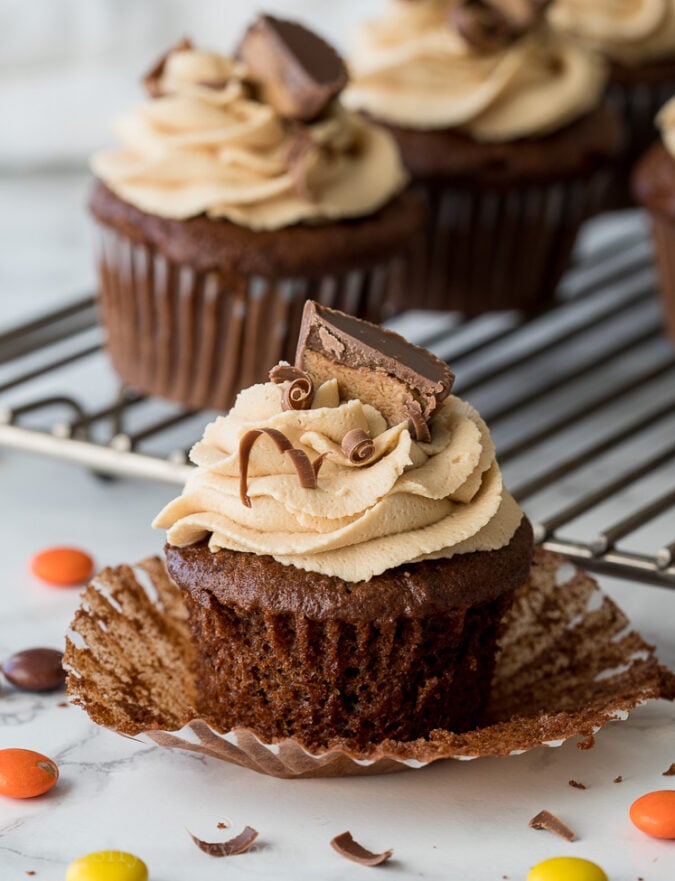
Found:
<box><xmin>527</xmin><ymin>856</ymin><xmax>608</xmax><ymax>881</ymax></box>
<box><xmin>65</xmin><ymin>851</ymin><xmax>148</xmax><ymax>881</ymax></box>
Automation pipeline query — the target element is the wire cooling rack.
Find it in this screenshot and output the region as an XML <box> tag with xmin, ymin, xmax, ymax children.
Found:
<box><xmin>1</xmin><ymin>212</ymin><xmax>674</xmax><ymax>588</ymax></box>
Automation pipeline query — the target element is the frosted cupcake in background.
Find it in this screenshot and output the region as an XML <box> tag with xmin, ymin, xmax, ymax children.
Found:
<box><xmin>345</xmin><ymin>0</ymin><xmax>622</xmax><ymax>315</ymax></box>
<box><xmin>550</xmin><ymin>0</ymin><xmax>675</xmax><ymax>207</ymax></box>
<box><xmin>90</xmin><ymin>16</ymin><xmax>424</xmax><ymax>412</ymax></box>
<box><xmin>633</xmin><ymin>97</ymin><xmax>675</xmax><ymax>340</ymax></box>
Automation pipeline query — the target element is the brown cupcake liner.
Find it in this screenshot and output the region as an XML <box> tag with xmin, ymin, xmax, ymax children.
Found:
<box><xmin>645</xmin><ymin>209</ymin><xmax>675</xmax><ymax>341</ymax></box>
<box><xmin>400</xmin><ymin>172</ymin><xmax>610</xmax><ymax>315</ymax></box>
<box><xmin>95</xmin><ymin>224</ymin><xmax>410</xmax><ymax>412</ymax></box>
<box><xmin>64</xmin><ymin>549</ymin><xmax>674</xmax><ymax>778</ymax></box>
<box><xmin>606</xmin><ymin>77</ymin><xmax>675</xmax><ymax>209</ymax></box>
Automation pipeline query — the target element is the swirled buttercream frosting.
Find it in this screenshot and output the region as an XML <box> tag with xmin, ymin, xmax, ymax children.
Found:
<box><xmin>344</xmin><ymin>0</ymin><xmax>607</xmax><ymax>139</ymax></box>
<box><xmin>657</xmin><ymin>95</ymin><xmax>675</xmax><ymax>156</ymax></box>
<box><xmin>549</xmin><ymin>0</ymin><xmax>675</xmax><ymax>67</ymax></box>
<box><xmin>153</xmin><ymin>379</ymin><xmax>523</xmax><ymax>583</ymax></box>
<box><xmin>91</xmin><ymin>44</ymin><xmax>407</xmax><ymax>230</ymax></box>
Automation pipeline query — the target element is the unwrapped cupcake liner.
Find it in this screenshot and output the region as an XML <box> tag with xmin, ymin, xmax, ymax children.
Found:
<box><xmin>95</xmin><ymin>224</ymin><xmax>410</xmax><ymax>412</ymax></box>
<box><xmin>645</xmin><ymin>210</ymin><xmax>675</xmax><ymax>341</ymax></box>
<box><xmin>397</xmin><ymin>172</ymin><xmax>611</xmax><ymax>315</ymax></box>
<box><xmin>64</xmin><ymin>549</ymin><xmax>674</xmax><ymax>779</ymax></box>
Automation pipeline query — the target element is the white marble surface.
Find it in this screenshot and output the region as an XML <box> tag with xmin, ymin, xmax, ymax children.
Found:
<box><xmin>1</xmin><ymin>177</ymin><xmax>674</xmax><ymax>881</ymax></box>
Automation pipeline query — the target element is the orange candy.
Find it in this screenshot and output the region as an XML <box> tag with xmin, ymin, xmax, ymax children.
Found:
<box><xmin>0</xmin><ymin>748</ymin><xmax>59</xmax><ymax>798</ymax></box>
<box><xmin>30</xmin><ymin>547</ymin><xmax>94</xmax><ymax>587</ymax></box>
<box><xmin>630</xmin><ymin>790</ymin><xmax>675</xmax><ymax>839</ymax></box>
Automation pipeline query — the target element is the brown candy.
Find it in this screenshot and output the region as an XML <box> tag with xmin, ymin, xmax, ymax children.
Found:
<box><xmin>2</xmin><ymin>648</ymin><xmax>66</xmax><ymax>692</ymax></box>
<box><xmin>238</xmin><ymin>15</ymin><xmax>348</xmax><ymax>121</ymax></box>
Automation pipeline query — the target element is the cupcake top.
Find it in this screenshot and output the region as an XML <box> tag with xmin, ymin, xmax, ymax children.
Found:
<box><xmin>344</xmin><ymin>0</ymin><xmax>608</xmax><ymax>139</ymax></box>
<box><xmin>91</xmin><ymin>16</ymin><xmax>407</xmax><ymax>231</ymax></box>
<box><xmin>154</xmin><ymin>302</ymin><xmax>523</xmax><ymax>583</ymax></box>
<box><xmin>549</xmin><ymin>0</ymin><xmax>675</xmax><ymax>67</ymax></box>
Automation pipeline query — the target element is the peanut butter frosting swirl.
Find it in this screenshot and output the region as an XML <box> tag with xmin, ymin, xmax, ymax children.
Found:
<box><xmin>657</xmin><ymin>95</ymin><xmax>675</xmax><ymax>156</ymax></box>
<box><xmin>91</xmin><ymin>46</ymin><xmax>407</xmax><ymax>230</ymax></box>
<box><xmin>344</xmin><ymin>0</ymin><xmax>607</xmax><ymax>139</ymax></box>
<box><xmin>549</xmin><ymin>0</ymin><xmax>675</xmax><ymax>67</ymax></box>
<box><xmin>153</xmin><ymin>379</ymin><xmax>523</xmax><ymax>583</ymax></box>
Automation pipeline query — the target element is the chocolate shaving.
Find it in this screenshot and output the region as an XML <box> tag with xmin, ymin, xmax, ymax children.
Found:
<box><xmin>662</xmin><ymin>762</ymin><xmax>675</xmax><ymax>776</ymax></box>
<box><xmin>330</xmin><ymin>831</ymin><xmax>393</xmax><ymax>867</ymax></box>
<box><xmin>529</xmin><ymin>810</ymin><xmax>576</xmax><ymax>842</ymax></box>
<box><xmin>312</xmin><ymin>452</ymin><xmax>328</xmax><ymax>478</ymax></box>
<box><xmin>286</xmin><ymin>448</ymin><xmax>320</xmax><ymax>489</ymax></box>
<box><xmin>188</xmin><ymin>826</ymin><xmax>258</xmax><ymax>857</ymax></box>
<box><xmin>450</xmin><ymin>0</ymin><xmax>551</xmax><ymax>52</ymax></box>
<box><xmin>269</xmin><ymin>363</ymin><xmax>311</xmax><ymax>385</ymax></box>
<box><xmin>341</xmin><ymin>429</ymin><xmax>375</xmax><ymax>464</ymax></box>
<box><xmin>238</xmin><ymin>15</ymin><xmax>348</xmax><ymax>121</ymax></box>
<box><xmin>614</xmin><ymin>776</ymin><xmax>623</xmax><ymax>783</ymax></box>
<box><xmin>568</xmin><ymin>779</ymin><xmax>586</xmax><ymax>790</ymax></box>
<box><xmin>282</xmin><ymin>377</ymin><xmax>314</xmax><ymax>411</ymax></box>
<box><xmin>238</xmin><ymin>427</ymin><xmax>322</xmax><ymax>506</ymax></box>
<box><xmin>143</xmin><ymin>37</ymin><xmax>193</xmax><ymax>98</ymax></box>
<box><xmin>285</xmin><ymin>124</ymin><xmax>321</xmax><ymax>200</ymax></box>
<box><xmin>577</xmin><ymin>734</ymin><xmax>595</xmax><ymax>750</ymax></box>
<box><xmin>405</xmin><ymin>400</ymin><xmax>431</xmax><ymax>444</ymax></box>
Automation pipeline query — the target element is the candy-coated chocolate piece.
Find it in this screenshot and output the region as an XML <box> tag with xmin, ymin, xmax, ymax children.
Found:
<box><xmin>2</xmin><ymin>648</ymin><xmax>65</xmax><ymax>692</ymax></box>
<box><xmin>0</xmin><ymin>748</ymin><xmax>59</xmax><ymax>798</ymax></box>
<box><xmin>630</xmin><ymin>790</ymin><xmax>675</xmax><ymax>839</ymax></box>
<box><xmin>66</xmin><ymin>851</ymin><xmax>148</xmax><ymax>881</ymax></box>
<box><xmin>527</xmin><ymin>856</ymin><xmax>608</xmax><ymax>881</ymax></box>
<box><xmin>30</xmin><ymin>547</ymin><xmax>94</xmax><ymax>586</ymax></box>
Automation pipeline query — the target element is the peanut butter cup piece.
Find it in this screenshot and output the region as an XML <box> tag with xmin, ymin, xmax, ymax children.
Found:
<box><xmin>143</xmin><ymin>37</ymin><xmax>193</xmax><ymax>98</ymax></box>
<box><xmin>238</xmin><ymin>15</ymin><xmax>348</xmax><ymax>121</ymax></box>
<box><xmin>294</xmin><ymin>301</ymin><xmax>454</xmax><ymax>441</ymax></box>
<box><xmin>450</xmin><ymin>0</ymin><xmax>551</xmax><ymax>52</ymax></box>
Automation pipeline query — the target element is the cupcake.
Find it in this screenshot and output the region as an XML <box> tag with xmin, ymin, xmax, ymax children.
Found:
<box><xmin>344</xmin><ymin>0</ymin><xmax>622</xmax><ymax>315</ymax></box>
<box><xmin>550</xmin><ymin>0</ymin><xmax>675</xmax><ymax>206</ymax></box>
<box><xmin>633</xmin><ymin>97</ymin><xmax>675</xmax><ymax>340</ymax></box>
<box><xmin>153</xmin><ymin>300</ymin><xmax>533</xmax><ymax>749</ymax></box>
<box><xmin>90</xmin><ymin>16</ymin><xmax>423</xmax><ymax>411</ymax></box>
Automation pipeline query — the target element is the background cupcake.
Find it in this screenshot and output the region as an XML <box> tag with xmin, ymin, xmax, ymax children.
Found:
<box><xmin>154</xmin><ymin>301</ymin><xmax>533</xmax><ymax>749</ymax></box>
<box><xmin>550</xmin><ymin>0</ymin><xmax>675</xmax><ymax>207</ymax></box>
<box><xmin>633</xmin><ymin>97</ymin><xmax>675</xmax><ymax>340</ymax></box>
<box><xmin>90</xmin><ymin>15</ymin><xmax>424</xmax><ymax>412</ymax></box>
<box><xmin>345</xmin><ymin>0</ymin><xmax>622</xmax><ymax>315</ymax></box>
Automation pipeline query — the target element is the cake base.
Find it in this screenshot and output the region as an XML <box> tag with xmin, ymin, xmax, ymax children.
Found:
<box><xmin>64</xmin><ymin>550</ymin><xmax>675</xmax><ymax>778</ymax></box>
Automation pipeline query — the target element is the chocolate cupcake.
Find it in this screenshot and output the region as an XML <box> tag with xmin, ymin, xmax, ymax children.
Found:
<box><xmin>90</xmin><ymin>17</ymin><xmax>422</xmax><ymax>411</ymax></box>
<box><xmin>633</xmin><ymin>98</ymin><xmax>675</xmax><ymax>340</ymax></box>
<box><xmin>153</xmin><ymin>301</ymin><xmax>533</xmax><ymax>749</ymax></box>
<box><xmin>345</xmin><ymin>0</ymin><xmax>622</xmax><ymax>315</ymax></box>
<box><xmin>550</xmin><ymin>0</ymin><xmax>675</xmax><ymax>207</ymax></box>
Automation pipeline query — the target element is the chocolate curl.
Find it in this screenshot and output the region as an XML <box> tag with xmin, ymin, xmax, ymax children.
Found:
<box><xmin>285</xmin><ymin>125</ymin><xmax>321</xmax><ymax>201</ymax></box>
<box><xmin>238</xmin><ymin>428</ymin><xmax>322</xmax><ymax>507</ymax></box>
<box><xmin>143</xmin><ymin>37</ymin><xmax>193</xmax><ymax>98</ymax></box>
<box><xmin>405</xmin><ymin>401</ymin><xmax>431</xmax><ymax>444</ymax></box>
<box><xmin>529</xmin><ymin>810</ymin><xmax>576</xmax><ymax>842</ymax></box>
<box><xmin>330</xmin><ymin>831</ymin><xmax>393</xmax><ymax>866</ymax></box>
<box><xmin>341</xmin><ymin>429</ymin><xmax>375</xmax><ymax>464</ymax></box>
<box><xmin>188</xmin><ymin>826</ymin><xmax>259</xmax><ymax>857</ymax></box>
<box><xmin>269</xmin><ymin>362</ymin><xmax>315</xmax><ymax>411</ymax></box>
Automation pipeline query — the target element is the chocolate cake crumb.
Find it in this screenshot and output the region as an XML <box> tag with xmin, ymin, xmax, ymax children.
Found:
<box><xmin>25</xmin><ymin>873</ymin><xmax>36</xmax><ymax>877</ymax></box>
<box><xmin>56</xmin><ymin>701</ymin><xmax>68</xmax><ymax>708</ymax></box>
<box><xmin>577</xmin><ymin>734</ymin><xmax>595</xmax><ymax>750</ymax></box>
<box><xmin>217</xmin><ymin>822</ymin><xmax>227</xmax><ymax>829</ymax></box>
<box><xmin>614</xmin><ymin>775</ymin><xmax>623</xmax><ymax>783</ymax></box>
<box><xmin>662</xmin><ymin>762</ymin><xmax>675</xmax><ymax>776</ymax></box>
<box><xmin>188</xmin><ymin>826</ymin><xmax>258</xmax><ymax>857</ymax></box>
<box><xmin>330</xmin><ymin>831</ymin><xmax>392</xmax><ymax>866</ymax></box>
<box><xmin>568</xmin><ymin>779</ymin><xmax>586</xmax><ymax>790</ymax></box>
<box><xmin>529</xmin><ymin>810</ymin><xmax>576</xmax><ymax>842</ymax></box>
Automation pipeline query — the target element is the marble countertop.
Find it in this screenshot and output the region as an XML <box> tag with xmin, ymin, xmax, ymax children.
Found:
<box><xmin>0</xmin><ymin>174</ymin><xmax>674</xmax><ymax>881</ymax></box>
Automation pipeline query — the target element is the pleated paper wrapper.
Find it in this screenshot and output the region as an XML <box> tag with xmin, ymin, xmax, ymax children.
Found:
<box><xmin>64</xmin><ymin>549</ymin><xmax>675</xmax><ymax>779</ymax></box>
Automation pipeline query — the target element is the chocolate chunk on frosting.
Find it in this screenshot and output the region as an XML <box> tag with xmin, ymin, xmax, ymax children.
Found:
<box><xmin>238</xmin><ymin>15</ymin><xmax>348</xmax><ymax>121</ymax></box>
<box><xmin>295</xmin><ymin>301</ymin><xmax>454</xmax><ymax>441</ymax></box>
<box><xmin>143</xmin><ymin>37</ymin><xmax>193</xmax><ymax>97</ymax></box>
<box><xmin>450</xmin><ymin>0</ymin><xmax>552</xmax><ymax>52</ymax></box>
